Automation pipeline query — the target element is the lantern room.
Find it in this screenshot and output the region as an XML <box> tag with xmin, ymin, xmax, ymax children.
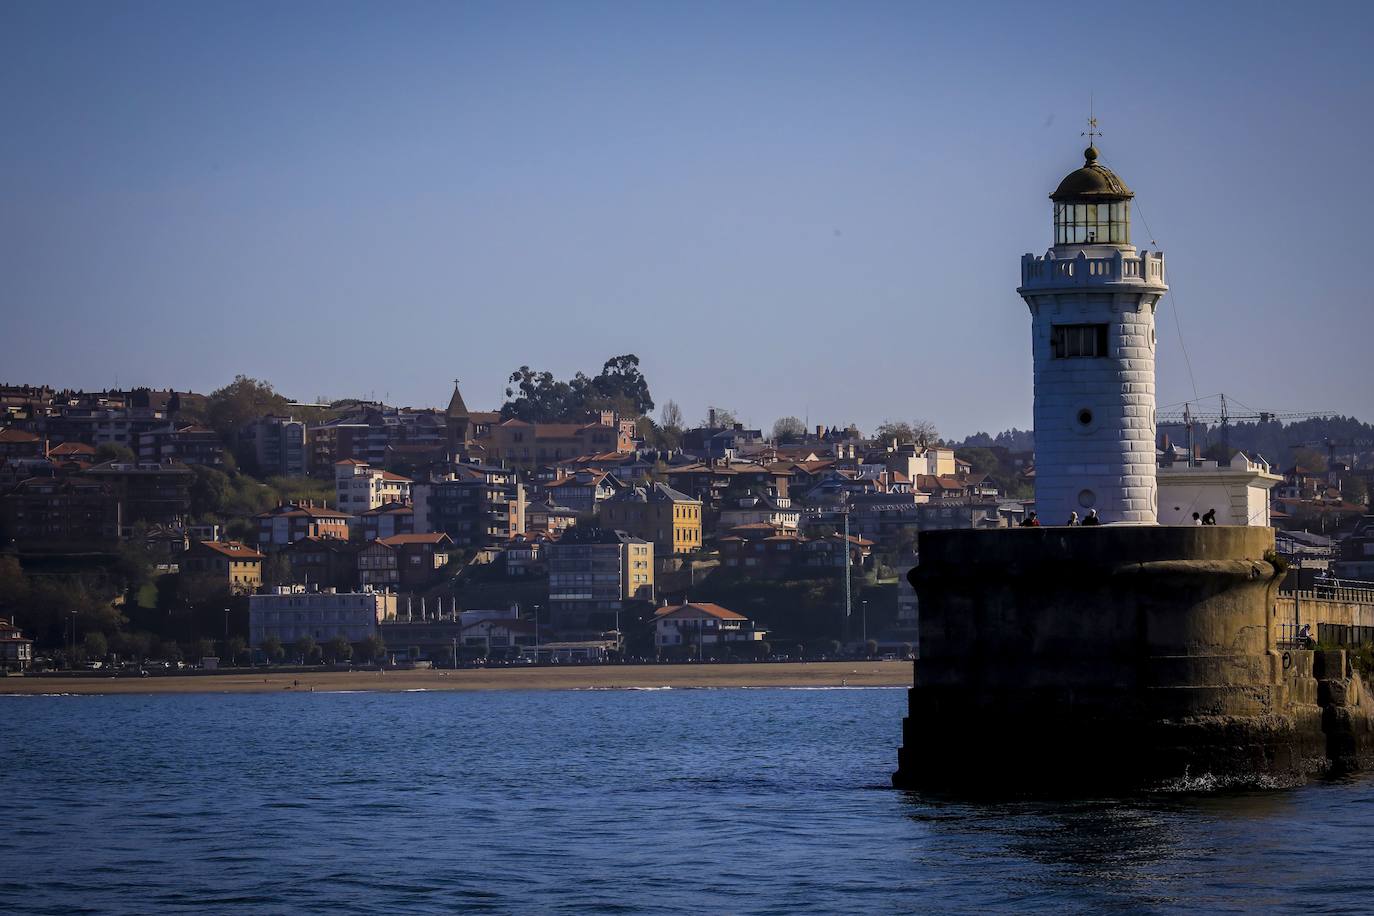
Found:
<box><xmin>1050</xmin><ymin>145</ymin><xmax>1132</xmax><ymax>246</ymax></box>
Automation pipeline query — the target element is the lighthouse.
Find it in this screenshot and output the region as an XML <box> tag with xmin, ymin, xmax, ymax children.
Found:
<box><xmin>1017</xmin><ymin>141</ymin><xmax>1167</xmax><ymax>525</ymax></box>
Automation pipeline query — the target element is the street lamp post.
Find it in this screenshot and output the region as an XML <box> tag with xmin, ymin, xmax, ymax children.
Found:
<box><xmin>224</xmin><ymin>608</ymin><xmax>231</xmax><ymax>664</ymax></box>
<box><xmin>862</xmin><ymin>599</ymin><xmax>868</xmax><ymax>649</ymax></box>
<box><xmin>533</xmin><ymin>604</ymin><xmax>541</xmax><ymax>661</ymax></box>
<box><xmin>69</xmin><ymin>610</ymin><xmax>77</xmax><ymax>668</ymax></box>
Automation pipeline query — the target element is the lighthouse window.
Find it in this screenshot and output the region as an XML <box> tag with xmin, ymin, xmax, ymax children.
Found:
<box><xmin>1054</xmin><ymin>200</ymin><xmax>1130</xmax><ymax>245</ymax></box>
<box><xmin>1051</xmin><ymin>324</ymin><xmax>1109</xmax><ymax>359</ymax></box>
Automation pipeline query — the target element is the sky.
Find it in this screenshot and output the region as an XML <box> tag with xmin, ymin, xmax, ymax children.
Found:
<box><xmin>3</xmin><ymin>0</ymin><xmax>1372</xmax><ymax>439</ymax></box>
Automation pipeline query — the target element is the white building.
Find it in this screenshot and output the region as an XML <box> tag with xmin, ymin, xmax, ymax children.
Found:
<box><xmin>1017</xmin><ymin>142</ymin><xmax>1167</xmax><ymax>525</ymax></box>
<box><xmin>249</xmin><ymin>586</ymin><xmax>399</xmax><ymax>647</ymax></box>
<box><xmin>653</xmin><ymin>602</ymin><xmax>766</xmax><ymax>649</ymax></box>
<box><xmin>719</xmin><ymin>492</ymin><xmax>800</xmax><ymax>531</ymax></box>
<box><xmin>1157</xmin><ymin>452</ymin><xmax>1281</xmax><ymax>526</ymax></box>
<box><xmin>334</xmin><ymin>459</ymin><xmax>412</xmax><ymax>513</ymax></box>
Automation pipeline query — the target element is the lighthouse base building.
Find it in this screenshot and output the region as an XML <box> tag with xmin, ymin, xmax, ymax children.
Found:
<box><xmin>892</xmin><ymin>145</ymin><xmax>1374</xmax><ymax>791</ymax></box>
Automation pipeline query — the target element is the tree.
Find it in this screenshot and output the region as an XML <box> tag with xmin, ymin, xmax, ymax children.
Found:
<box><xmin>262</xmin><ymin>553</ymin><xmax>292</xmax><ymax>587</ymax></box>
<box><xmin>94</xmin><ymin>443</ymin><xmax>136</xmax><ymax>463</ymax></box>
<box><xmin>585</xmin><ymin>354</ymin><xmax>654</xmax><ymax>416</ymax></box>
<box><xmin>702</xmin><ymin>408</ymin><xmax>738</xmax><ymax>429</ymax></box>
<box><xmin>500</xmin><ymin>355</ymin><xmax>655</xmax><ymax>422</ymax></box>
<box><xmin>1340</xmin><ymin>473</ymin><xmax>1369</xmax><ymax>506</ymax></box>
<box><xmin>1291</xmin><ymin>447</ymin><xmax>1328</xmax><ymax>473</ymax></box>
<box><xmin>83</xmin><ymin>631</ymin><xmax>108</xmax><ymax>660</ymax></box>
<box><xmin>359</xmin><ymin>634</ymin><xmax>386</xmax><ymax>664</ymax></box>
<box><xmin>157</xmin><ymin>641</ymin><xmax>183</xmax><ymax>663</ymax></box>
<box><xmin>636</xmin><ymin>416</ymin><xmax>680</xmax><ymax>452</ymax></box>
<box><xmin>660</xmin><ymin>400</ymin><xmax>684</xmax><ymax>431</ymax></box>
<box><xmin>772</xmin><ymin>416</ymin><xmax>806</xmax><ymax>441</ymax></box>
<box><xmin>207</xmin><ymin>375</ymin><xmax>290</xmax><ymax>470</ymax></box>
<box><xmin>225</xmin><ymin>636</ymin><xmax>248</xmax><ymax>666</ymax></box>
<box><xmin>324</xmin><ymin>634</ymin><xmax>352</xmax><ymax>664</ymax></box>
<box><xmin>874</xmin><ymin>419</ymin><xmax>940</xmax><ymax>445</ymax></box>
<box><xmin>294</xmin><ymin>635</ymin><xmax>317</xmax><ymax>664</ymax></box>
<box><xmin>195</xmin><ymin>638</ymin><xmax>217</xmax><ymax>661</ymax></box>
<box><xmin>207</xmin><ymin>375</ymin><xmax>290</xmax><ymax>440</ymax></box>
<box><xmin>117</xmin><ymin>631</ymin><xmax>153</xmax><ymax>663</ymax></box>
<box><xmin>865</xmin><ymin>639</ymin><xmax>879</xmax><ymax>659</ymax></box>
<box><xmin>0</xmin><ymin>557</ymin><xmax>29</xmax><ymax>617</ymax></box>
<box><xmin>261</xmin><ymin>636</ymin><xmax>284</xmax><ymax>664</ymax></box>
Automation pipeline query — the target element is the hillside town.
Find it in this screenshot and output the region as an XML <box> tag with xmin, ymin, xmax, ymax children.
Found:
<box><xmin>2</xmin><ymin>363</ymin><xmax>1372</xmax><ymax>674</ymax></box>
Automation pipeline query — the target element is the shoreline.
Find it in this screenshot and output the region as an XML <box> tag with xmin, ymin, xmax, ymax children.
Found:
<box><xmin>1</xmin><ymin>660</ymin><xmax>913</xmax><ymax>696</ymax></box>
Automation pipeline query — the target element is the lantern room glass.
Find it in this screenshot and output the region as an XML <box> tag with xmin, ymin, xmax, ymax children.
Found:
<box><xmin>1053</xmin><ymin>200</ymin><xmax>1129</xmax><ymax>245</ymax></box>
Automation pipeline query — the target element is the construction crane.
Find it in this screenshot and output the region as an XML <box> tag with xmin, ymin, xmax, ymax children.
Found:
<box><xmin>1291</xmin><ymin>438</ymin><xmax>1374</xmax><ymax>471</ymax></box>
<box><xmin>1156</xmin><ymin>394</ymin><xmax>1331</xmax><ymax>466</ymax></box>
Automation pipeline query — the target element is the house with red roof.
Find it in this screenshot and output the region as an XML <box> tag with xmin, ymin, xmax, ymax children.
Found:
<box><xmin>183</xmin><ymin>540</ymin><xmax>265</xmax><ymax>594</ymax></box>
<box><xmin>653</xmin><ymin>602</ymin><xmax>766</xmax><ymax>651</ymax></box>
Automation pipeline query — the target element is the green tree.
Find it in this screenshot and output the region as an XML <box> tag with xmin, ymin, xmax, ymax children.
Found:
<box><xmin>262</xmin><ymin>553</ymin><xmax>292</xmax><ymax>587</ymax></box>
<box><xmin>500</xmin><ymin>354</ymin><xmax>654</xmax><ymax>422</ymax></box>
<box><xmin>156</xmin><ymin>641</ymin><xmax>183</xmax><ymax>663</ymax></box>
<box><xmin>0</xmin><ymin>557</ymin><xmax>29</xmax><ymax>618</ymax></box>
<box><xmin>83</xmin><ymin>631</ymin><xmax>108</xmax><ymax>659</ymax></box>
<box><xmin>636</xmin><ymin>416</ymin><xmax>680</xmax><ymax>452</ymax></box>
<box><xmin>865</xmin><ymin>639</ymin><xmax>879</xmax><ymax>658</ymax></box>
<box><xmin>94</xmin><ymin>443</ymin><xmax>136</xmax><ymax>463</ymax></box>
<box><xmin>261</xmin><ymin>636</ymin><xmax>284</xmax><ymax>664</ymax></box>
<box><xmin>359</xmin><ymin>634</ymin><xmax>386</xmax><ymax>664</ymax></box>
<box><xmin>772</xmin><ymin>416</ymin><xmax>806</xmax><ymax>441</ymax></box>
<box><xmin>207</xmin><ymin>375</ymin><xmax>290</xmax><ymax>470</ymax></box>
<box><xmin>500</xmin><ymin>367</ymin><xmax>582</xmax><ymax>422</ymax></box>
<box><xmin>294</xmin><ymin>635</ymin><xmax>317</xmax><ymax>664</ymax></box>
<box><xmin>207</xmin><ymin>375</ymin><xmax>290</xmax><ymax>440</ymax></box>
<box><xmin>1334</xmin><ymin>471</ymin><xmax>1368</xmax><ymax>505</ymax></box>
<box><xmin>324</xmin><ymin>635</ymin><xmax>353</xmax><ymax>664</ymax></box>
<box><xmin>584</xmin><ymin>354</ymin><xmax>654</xmax><ymax>416</ymax></box>
<box><xmin>117</xmin><ymin>631</ymin><xmax>153</xmax><ymax>663</ymax></box>
<box><xmin>225</xmin><ymin>636</ymin><xmax>248</xmax><ymax>666</ymax></box>
<box><xmin>874</xmin><ymin>419</ymin><xmax>939</xmax><ymax>445</ymax></box>
<box><xmin>195</xmin><ymin>638</ymin><xmax>217</xmax><ymax>662</ymax></box>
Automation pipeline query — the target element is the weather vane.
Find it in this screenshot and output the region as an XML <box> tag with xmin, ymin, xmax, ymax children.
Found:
<box><xmin>1082</xmin><ymin>96</ymin><xmax>1102</xmax><ymax>145</ymax></box>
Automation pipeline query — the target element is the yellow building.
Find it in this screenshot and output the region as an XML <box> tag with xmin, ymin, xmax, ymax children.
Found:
<box><xmin>183</xmin><ymin>540</ymin><xmax>265</xmax><ymax>594</ymax></box>
<box><xmin>596</xmin><ymin>482</ymin><xmax>702</xmax><ymax>556</ymax></box>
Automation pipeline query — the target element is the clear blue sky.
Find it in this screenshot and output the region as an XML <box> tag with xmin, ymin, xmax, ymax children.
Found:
<box><xmin>3</xmin><ymin>1</ymin><xmax>1371</xmax><ymax>438</ymax></box>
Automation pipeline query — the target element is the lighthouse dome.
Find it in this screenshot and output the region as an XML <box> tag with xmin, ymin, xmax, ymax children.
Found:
<box><xmin>1050</xmin><ymin>146</ymin><xmax>1132</xmax><ymax>245</ymax></box>
<box><xmin>1050</xmin><ymin>146</ymin><xmax>1133</xmax><ymax>202</ymax></box>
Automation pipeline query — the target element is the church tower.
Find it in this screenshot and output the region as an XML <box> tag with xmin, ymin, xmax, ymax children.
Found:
<box><xmin>445</xmin><ymin>379</ymin><xmax>471</xmax><ymax>455</ymax></box>
<box><xmin>1017</xmin><ymin>141</ymin><xmax>1167</xmax><ymax>525</ymax></box>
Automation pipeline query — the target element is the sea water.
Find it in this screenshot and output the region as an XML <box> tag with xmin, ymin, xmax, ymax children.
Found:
<box><xmin>4</xmin><ymin>688</ymin><xmax>1374</xmax><ymax>913</ymax></box>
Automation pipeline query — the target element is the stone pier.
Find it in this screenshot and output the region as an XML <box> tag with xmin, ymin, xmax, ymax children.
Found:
<box><xmin>892</xmin><ymin>526</ymin><xmax>1374</xmax><ymax>791</ymax></box>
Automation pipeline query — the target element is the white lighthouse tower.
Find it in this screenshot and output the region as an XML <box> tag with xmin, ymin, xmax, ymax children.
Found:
<box><xmin>1017</xmin><ymin>140</ymin><xmax>1167</xmax><ymax>525</ymax></box>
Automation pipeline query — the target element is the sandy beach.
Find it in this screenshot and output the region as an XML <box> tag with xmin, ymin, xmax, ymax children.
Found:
<box><xmin>3</xmin><ymin>660</ymin><xmax>912</xmax><ymax>695</ymax></box>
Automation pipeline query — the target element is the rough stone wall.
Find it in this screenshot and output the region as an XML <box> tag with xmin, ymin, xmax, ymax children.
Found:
<box><xmin>893</xmin><ymin>527</ymin><xmax>1374</xmax><ymax>791</ymax></box>
<box><xmin>1275</xmin><ymin>595</ymin><xmax>1374</xmax><ymax>630</ymax></box>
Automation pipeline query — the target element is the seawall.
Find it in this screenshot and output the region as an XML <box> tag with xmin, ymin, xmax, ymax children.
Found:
<box><xmin>893</xmin><ymin>526</ymin><xmax>1374</xmax><ymax>791</ymax></box>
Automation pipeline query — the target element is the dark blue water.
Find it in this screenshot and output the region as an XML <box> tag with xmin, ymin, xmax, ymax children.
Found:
<box><xmin>4</xmin><ymin>687</ymin><xmax>1374</xmax><ymax>914</ymax></box>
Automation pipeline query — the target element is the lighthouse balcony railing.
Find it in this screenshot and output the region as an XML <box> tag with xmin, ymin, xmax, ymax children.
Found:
<box><xmin>1020</xmin><ymin>251</ymin><xmax>1165</xmax><ymax>289</ymax></box>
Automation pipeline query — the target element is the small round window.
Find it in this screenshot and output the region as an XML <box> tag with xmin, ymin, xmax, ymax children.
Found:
<box><xmin>1078</xmin><ymin>489</ymin><xmax>1097</xmax><ymax>508</ymax></box>
<box><xmin>1077</xmin><ymin>408</ymin><xmax>1094</xmax><ymax>427</ymax></box>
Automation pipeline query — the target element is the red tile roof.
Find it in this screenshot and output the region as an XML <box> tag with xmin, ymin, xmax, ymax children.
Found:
<box><xmin>193</xmin><ymin>540</ymin><xmax>265</xmax><ymax>560</ymax></box>
<box><xmin>378</xmin><ymin>533</ymin><xmax>451</xmax><ymax>546</ymax></box>
<box><xmin>654</xmin><ymin>602</ymin><xmax>747</xmax><ymax>621</ymax></box>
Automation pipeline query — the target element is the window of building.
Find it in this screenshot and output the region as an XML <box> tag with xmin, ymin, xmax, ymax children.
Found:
<box><xmin>1051</xmin><ymin>324</ymin><xmax>1109</xmax><ymax>359</ymax></box>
